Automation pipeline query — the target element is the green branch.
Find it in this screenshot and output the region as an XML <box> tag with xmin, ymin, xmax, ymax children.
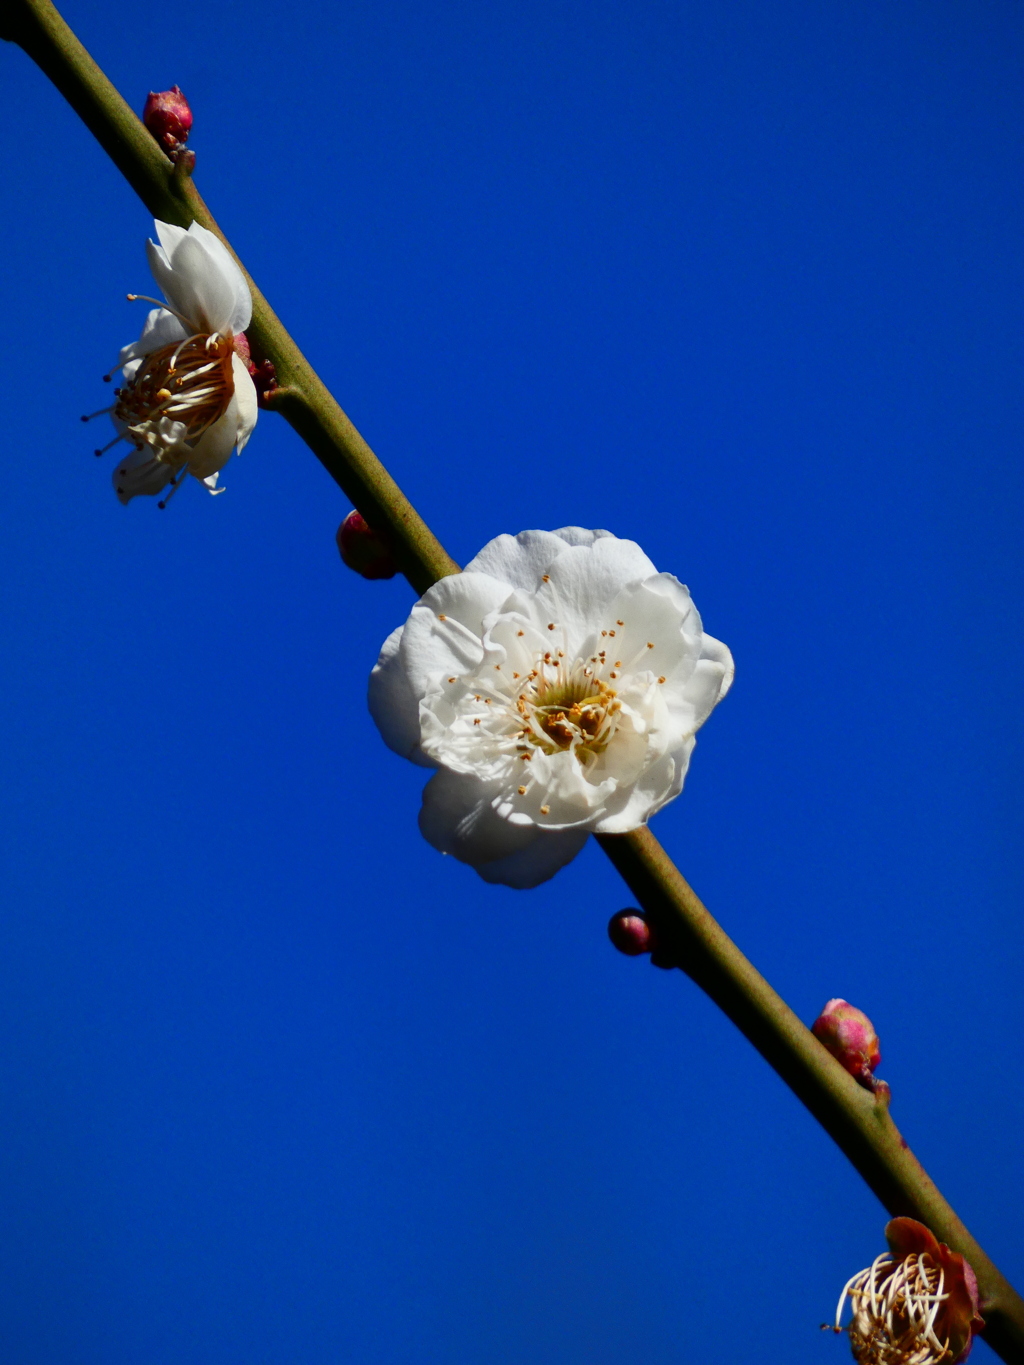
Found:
<box><xmin>6</xmin><ymin>2</ymin><xmax>1023</xmax><ymax>1357</ymax></box>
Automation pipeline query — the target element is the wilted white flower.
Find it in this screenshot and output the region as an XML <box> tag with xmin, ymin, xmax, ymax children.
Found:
<box><xmin>369</xmin><ymin>528</ymin><xmax>734</xmax><ymax>889</ymax></box>
<box><xmin>833</xmin><ymin>1219</ymin><xmax>984</xmax><ymax>1365</ymax></box>
<box><xmin>90</xmin><ymin>220</ymin><xmax>257</xmax><ymax>505</ymax></box>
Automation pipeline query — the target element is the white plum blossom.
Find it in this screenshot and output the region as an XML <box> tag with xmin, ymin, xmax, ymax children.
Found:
<box><xmin>369</xmin><ymin>527</ymin><xmax>734</xmax><ymax>889</ymax></box>
<box><xmin>91</xmin><ymin>220</ymin><xmax>258</xmax><ymax>505</ymax></box>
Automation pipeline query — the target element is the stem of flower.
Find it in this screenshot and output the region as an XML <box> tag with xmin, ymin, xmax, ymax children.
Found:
<box><xmin>7</xmin><ymin>2</ymin><xmax>1023</xmax><ymax>1357</ymax></box>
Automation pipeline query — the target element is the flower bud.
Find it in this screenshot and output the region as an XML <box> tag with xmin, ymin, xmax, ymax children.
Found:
<box><xmin>248</xmin><ymin>358</ymin><xmax>279</xmax><ymax>408</ymax></box>
<box><xmin>833</xmin><ymin>1218</ymin><xmax>984</xmax><ymax>1364</ymax></box>
<box><xmin>607</xmin><ymin>910</ymin><xmax>657</xmax><ymax>956</ymax></box>
<box><xmin>142</xmin><ymin>86</ymin><xmax>193</xmax><ymax>154</ymax></box>
<box><xmin>336</xmin><ymin>510</ymin><xmax>398</xmax><ymax>580</ymax></box>
<box><xmin>812</xmin><ymin>998</ymin><xmax>880</xmax><ymax>1089</ymax></box>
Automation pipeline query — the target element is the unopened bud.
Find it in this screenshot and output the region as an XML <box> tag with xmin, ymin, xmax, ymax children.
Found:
<box><xmin>812</xmin><ymin>998</ymin><xmax>881</xmax><ymax>1089</ymax></box>
<box><xmin>608</xmin><ymin>910</ymin><xmax>657</xmax><ymax>956</ymax></box>
<box><xmin>142</xmin><ymin>86</ymin><xmax>193</xmax><ymax>155</ymax></box>
<box><xmin>336</xmin><ymin>510</ymin><xmax>398</xmax><ymax>580</ymax></box>
<box><xmin>248</xmin><ymin>358</ymin><xmax>279</xmax><ymax>407</ymax></box>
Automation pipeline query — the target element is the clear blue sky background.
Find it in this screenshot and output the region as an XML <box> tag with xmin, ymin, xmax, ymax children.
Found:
<box><xmin>2</xmin><ymin>2</ymin><xmax>1022</xmax><ymax>1361</ymax></box>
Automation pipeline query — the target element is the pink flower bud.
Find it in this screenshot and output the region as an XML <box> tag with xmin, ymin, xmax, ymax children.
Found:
<box><xmin>336</xmin><ymin>510</ymin><xmax>398</xmax><ymax>580</ymax></box>
<box><xmin>607</xmin><ymin>910</ymin><xmax>657</xmax><ymax>956</ymax></box>
<box><xmin>142</xmin><ymin>86</ymin><xmax>193</xmax><ymax>154</ymax></box>
<box><xmin>812</xmin><ymin>998</ymin><xmax>881</xmax><ymax>1089</ymax></box>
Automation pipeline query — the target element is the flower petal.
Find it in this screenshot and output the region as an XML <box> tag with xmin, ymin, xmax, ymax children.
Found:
<box><xmin>418</xmin><ymin>768</ymin><xmax>589</xmax><ymax>887</ymax></box>
<box><xmin>593</xmin><ymin>737</ymin><xmax>695</xmax><ymax>833</ymax></box>
<box><xmin>147</xmin><ymin>222</ymin><xmax>251</xmax><ymax>335</ymax></box>
<box><xmin>476</xmin><ymin>827</ymin><xmax>589</xmax><ymax>888</ymax></box>
<box><xmin>419</xmin><ymin>769</ymin><xmax>538</xmax><ymax>864</ymax></box>
<box><xmin>111</xmin><ymin>447</ymin><xmax>174</xmax><ymax>504</ymax></box>
<box><xmin>463</xmin><ymin>527</ymin><xmax>635</xmax><ymax>592</ymax></box>
<box><xmin>186</xmin><ymin>395</ymin><xmax>240</xmax><ymax>480</ymax></box>
<box><xmin>230</xmin><ymin>355</ymin><xmax>258</xmax><ymax>453</ymax></box>
<box><xmin>368</xmin><ymin>625</ymin><xmax>435</xmax><ymax>767</ymax></box>
<box><xmin>399</xmin><ymin>572</ymin><xmax>514</xmax><ymax>702</ymax></box>
<box><xmin>119</xmin><ymin>307</ymin><xmax>187</xmax><ymax>376</ymax></box>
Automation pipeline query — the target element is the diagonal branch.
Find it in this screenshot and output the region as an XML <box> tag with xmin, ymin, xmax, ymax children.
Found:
<box><xmin>5</xmin><ymin>2</ymin><xmax>1023</xmax><ymax>1357</ymax></box>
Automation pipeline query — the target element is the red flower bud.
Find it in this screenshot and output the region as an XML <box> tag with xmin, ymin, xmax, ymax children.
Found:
<box><xmin>607</xmin><ymin>910</ymin><xmax>657</xmax><ymax>956</ymax></box>
<box><xmin>248</xmin><ymin>359</ymin><xmax>279</xmax><ymax>407</ymax></box>
<box><xmin>142</xmin><ymin>86</ymin><xmax>193</xmax><ymax>154</ymax></box>
<box><xmin>336</xmin><ymin>510</ymin><xmax>398</xmax><ymax>580</ymax></box>
<box><xmin>812</xmin><ymin>998</ymin><xmax>881</xmax><ymax>1089</ymax></box>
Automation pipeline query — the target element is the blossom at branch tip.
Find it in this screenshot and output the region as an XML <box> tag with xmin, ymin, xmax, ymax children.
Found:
<box><xmin>368</xmin><ymin>528</ymin><xmax>734</xmax><ymax>889</ymax></box>
<box><xmin>834</xmin><ymin>1218</ymin><xmax>985</xmax><ymax>1365</ymax></box>
<box><xmin>89</xmin><ymin>221</ymin><xmax>257</xmax><ymax>506</ymax></box>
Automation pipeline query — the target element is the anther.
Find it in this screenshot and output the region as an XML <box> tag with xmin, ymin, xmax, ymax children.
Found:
<box><xmin>540</xmin><ymin>805</ymin><xmax>550</xmax><ymax>815</ymax></box>
<box><xmin>541</xmin><ymin>574</ymin><xmax>550</xmax><ymax>582</ymax></box>
<box><xmin>518</xmin><ymin>786</ymin><xmax>527</xmax><ymax>795</ymax></box>
<box><xmin>448</xmin><ymin>677</ymin><xmax>456</xmax><ymax>683</ymax></box>
<box><xmin>547</xmin><ymin>623</ymin><xmax>555</xmax><ymax>631</ymax></box>
<box><xmin>616</xmin><ymin>620</ymin><xmax>624</xmax><ymax>626</ymax></box>
<box><xmin>517</xmin><ymin>630</ymin><xmax>524</xmax><ymax>637</ymax></box>
<box><xmin>658</xmin><ymin>676</ymin><xmax>666</xmax><ymax>683</ymax></box>
<box><xmin>438</xmin><ymin>614</ymin><xmax>447</xmax><ymax>621</ymax></box>
<box><xmin>647</xmin><ymin>642</ymin><xmax>654</xmax><ymax>649</ymax></box>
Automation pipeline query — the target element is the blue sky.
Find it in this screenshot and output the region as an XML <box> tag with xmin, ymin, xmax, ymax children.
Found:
<box><xmin>1</xmin><ymin>1</ymin><xmax>1023</xmax><ymax>1360</ymax></box>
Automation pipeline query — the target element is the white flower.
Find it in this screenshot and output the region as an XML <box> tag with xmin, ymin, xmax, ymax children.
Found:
<box><xmin>94</xmin><ymin>220</ymin><xmax>258</xmax><ymax>505</ymax></box>
<box><xmin>369</xmin><ymin>528</ymin><xmax>734</xmax><ymax>889</ymax></box>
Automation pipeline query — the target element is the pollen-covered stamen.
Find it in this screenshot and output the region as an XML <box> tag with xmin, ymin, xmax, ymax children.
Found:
<box><xmin>835</xmin><ymin>1252</ymin><xmax>951</xmax><ymax>1365</ymax></box>
<box><xmin>514</xmin><ymin>656</ymin><xmax>622</xmax><ymax>763</ymax></box>
<box><xmin>113</xmin><ymin>332</ymin><xmax>236</xmax><ymax>451</ymax></box>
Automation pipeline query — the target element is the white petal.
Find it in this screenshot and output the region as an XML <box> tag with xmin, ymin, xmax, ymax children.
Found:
<box><xmin>593</xmin><ymin>737</ymin><xmax>695</xmax><ymax>833</ymax></box>
<box><xmin>202</xmin><ymin>473</ymin><xmax>226</xmax><ymax>496</ymax></box>
<box><xmin>119</xmin><ymin>307</ymin><xmax>187</xmax><ymax>373</ymax></box>
<box><xmin>398</xmin><ymin>572</ymin><xmax>513</xmax><ymax>701</ymax></box>
<box><xmin>462</xmin><ymin>527</ymin><xmax>623</xmax><ymax>591</ymax></box>
<box><xmin>146</xmin><ymin>222</ymin><xmax>251</xmax><ymax>335</ymax></box>
<box><xmin>419</xmin><ymin>769</ymin><xmax>538</xmax><ymax>865</ymax></box>
<box><xmin>476</xmin><ymin>827</ymin><xmax>590</xmax><ymax>889</ymax></box>
<box><xmin>231</xmin><ymin>355</ymin><xmax>258</xmax><ymax>452</ymax></box>
<box><xmin>368</xmin><ymin>625</ymin><xmax>435</xmax><ymax>767</ymax></box>
<box><xmin>186</xmin><ymin>396</ymin><xmax>239</xmax><ymax>480</ymax></box>
<box><xmin>534</xmin><ymin>537</ymin><xmax>661</xmax><ymax>643</ymax></box>
<box><xmin>153</xmin><ymin>220</ymin><xmax>189</xmax><ymax>257</ymax></box>
<box><xmin>111</xmin><ymin>447</ymin><xmax>174</xmax><ymax>504</ymax></box>
<box><xmin>184</xmin><ymin>224</ymin><xmax>252</xmax><ymax>333</ymax></box>
<box><xmin>698</xmin><ymin>631</ymin><xmax>735</xmax><ymax>699</ymax></box>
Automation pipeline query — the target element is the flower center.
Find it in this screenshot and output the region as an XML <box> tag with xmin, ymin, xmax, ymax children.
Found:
<box><xmin>114</xmin><ymin>332</ymin><xmax>235</xmax><ymax>454</ymax></box>
<box><xmin>515</xmin><ymin>660</ymin><xmax>621</xmax><ymax>762</ymax></box>
<box><xmin>838</xmin><ymin>1253</ymin><xmax>951</xmax><ymax>1365</ymax></box>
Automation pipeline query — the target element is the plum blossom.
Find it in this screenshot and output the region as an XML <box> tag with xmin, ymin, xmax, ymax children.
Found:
<box><xmin>90</xmin><ymin>220</ymin><xmax>257</xmax><ymax>505</ymax></box>
<box><xmin>834</xmin><ymin>1219</ymin><xmax>985</xmax><ymax>1365</ymax></box>
<box><xmin>369</xmin><ymin>528</ymin><xmax>734</xmax><ymax>889</ymax></box>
